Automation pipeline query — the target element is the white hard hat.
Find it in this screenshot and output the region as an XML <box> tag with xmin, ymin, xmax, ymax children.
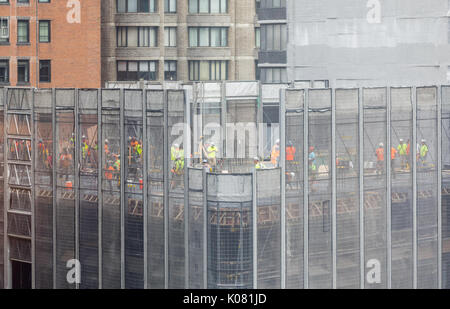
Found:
<box><xmin>421</xmin><ymin>139</ymin><xmax>426</xmax><ymax>143</ymax></box>
<box><xmin>275</xmin><ymin>139</ymin><xmax>280</xmax><ymax>144</ymax></box>
<box><xmin>379</xmin><ymin>143</ymin><xmax>384</xmax><ymax>147</ymax></box>
<box><xmin>399</xmin><ymin>139</ymin><xmax>404</xmax><ymax>142</ymax></box>
<box><xmin>254</xmin><ymin>156</ymin><xmax>260</xmax><ymax>161</ymax></box>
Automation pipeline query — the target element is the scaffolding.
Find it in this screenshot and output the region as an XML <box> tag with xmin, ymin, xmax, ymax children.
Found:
<box><xmin>0</xmin><ymin>83</ymin><xmax>449</xmax><ymax>289</ymax></box>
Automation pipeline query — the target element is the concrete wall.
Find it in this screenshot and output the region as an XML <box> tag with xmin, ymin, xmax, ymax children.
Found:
<box><xmin>287</xmin><ymin>0</ymin><xmax>450</xmax><ymax>87</ymax></box>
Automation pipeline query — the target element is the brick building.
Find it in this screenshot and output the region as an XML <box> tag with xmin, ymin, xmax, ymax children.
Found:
<box><xmin>0</xmin><ymin>0</ymin><xmax>101</xmax><ymax>88</ymax></box>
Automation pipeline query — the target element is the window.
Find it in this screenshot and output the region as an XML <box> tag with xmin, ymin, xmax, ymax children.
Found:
<box><xmin>189</xmin><ymin>27</ymin><xmax>228</xmax><ymax>47</ymax></box>
<box><xmin>261</xmin><ymin>67</ymin><xmax>287</xmax><ymax>83</ymax></box>
<box><xmin>0</xmin><ymin>17</ymin><xmax>9</xmax><ymax>43</ymax></box>
<box><xmin>164</xmin><ymin>0</ymin><xmax>176</xmax><ymax>13</ymax></box>
<box><xmin>117</xmin><ymin>0</ymin><xmax>157</xmax><ymax>13</ymax></box>
<box><xmin>17</xmin><ymin>60</ymin><xmax>29</xmax><ymax>83</ymax></box>
<box><xmin>39</xmin><ymin>60</ymin><xmax>51</xmax><ymax>82</ymax></box>
<box><xmin>17</xmin><ymin>20</ymin><xmax>29</xmax><ymax>44</ymax></box>
<box><xmin>117</xmin><ymin>60</ymin><xmax>158</xmax><ymax>81</ymax></box>
<box><xmin>260</xmin><ymin>23</ymin><xmax>287</xmax><ymax>51</ymax></box>
<box><xmin>38</xmin><ymin>0</ymin><xmax>50</xmax><ymax>2</ymax></box>
<box><xmin>164</xmin><ymin>61</ymin><xmax>177</xmax><ymax>80</ymax></box>
<box><xmin>116</xmin><ymin>26</ymin><xmax>158</xmax><ymax>47</ymax></box>
<box><xmin>189</xmin><ymin>60</ymin><xmax>228</xmax><ymax>81</ymax></box>
<box><xmin>17</xmin><ymin>0</ymin><xmax>29</xmax><ymax>3</ymax></box>
<box><xmin>39</xmin><ymin>20</ymin><xmax>50</xmax><ymax>43</ymax></box>
<box><xmin>164</xmin><ymin>27</ymin><xmax>176</xmax><ymax>47</ymax></box>
<box><xmin>255</xmin><ymin>27</ymin><xmax>260</xmax><ymax>48</ymax></box>
<box><xmin>260</xmin><ymin>0</ymin><xmax>285</xmax><ymax>8</ymax></box>
<box><xmin>189</xmin><ymin>0</ymin><xmax>227</xmax><ymax>13</ymax></box>
<box><xmin>0</xmin><ymin>60</ymin><xmax>9</xmax><ymax>83</ymax></box>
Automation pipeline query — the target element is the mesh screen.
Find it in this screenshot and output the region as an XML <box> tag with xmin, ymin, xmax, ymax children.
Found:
<box><xmin>168</xmin><ymin>90</ymin><xmax>185</xmax><ymax>288</ymax></box>
<box><xmin>146</xmin><ymin>90</ymin><xmax>165</xmax><ymax>288</ymax></box>
<box><xmin>308</xmin><ymin>89</ymin><xmax>332</xmax><ymax>288</ymax></box>
<box><xmin>207</xmin><ymin>173</ymin><xmax>253</xmax><ymax>289</ymax></box>
<box><xmin>55</xmin><ymin>89</ymin><xmax>75</xmax><ymax>289</ymax></box>
<box><xmin>335</xmin><ymin>89</ymin><xmax>360</xmax><ymax>288</ymax></box>
<box><xmin>101</xmin><ymin>89</ymin><xmax>121</xmax><ymax>288</ymax></box>
<box><xmin>442</xmin><ymin>86</ymin><xmax>450</xmax><ymax>288</ymax></box>
<box><xmin>256</xmin><ymin>168</ymin><xmax>281</xmax><ymax>288</ymax></box>
<box><xmin>188</xmin><ymin>168</ymin><xmax>204</xmax><ymax>288</ymax></box>
<box><xmin>416</xmin><ymin>87</ymin><xmax>438</xmax><ymax>288</ymax></box>
<box><xmin>124</xmin><ymin>90</ymin><xmax>144</xmax><ymax>289</ymax></box>
<box><xmin>79</xmin><ymin>89</ymin><xmax>99</xmax><ymax>289</ymax></box>
<box><xmin>34</xmin><ymin>89</ymin><xmax>53</xmax><ymax>288</ymax></box>
<box><xmin>390</xmin><ymin>88</ymin><xmax>413</xmax><ymax>289</ymax></box>
<box><xmin>285</xmin><ymin>89</ymin><xmax>304</xmax><ymax>288</ymax></box>
<box><xmin>363</xmin><ymin>88</ymin><xmax>387</xmax><ymax>289</ymax></box>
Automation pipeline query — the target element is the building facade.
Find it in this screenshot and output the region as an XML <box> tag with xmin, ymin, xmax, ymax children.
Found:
<box><xmin>101</xmin><ymin>0</ymin><xmax>259</xmax><ymax>85</ymax></box>
<box><xmin>0</xmin><ymin>0</ymin><xmax>101</xmax><ymax>88</ymax></box>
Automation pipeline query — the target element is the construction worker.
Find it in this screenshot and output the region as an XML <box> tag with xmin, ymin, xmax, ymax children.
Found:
<box><xmin>104</xmin><ymin>139</ymin><xmax>110</xmax><ymax>159</ymax></box>
<box><xmin>81</xmin><ymin>135</ymin><xmax>89</xmax><ymax>165</ymax></box>
<box><xmin>254</xmin><ymin>157</ymin><xmax>265</xmax><ymax>169</ymax></box>
<box><xmin>59</xmin><ymin>148</ymin><xmax>73</xmax><ymax>181</ymax></box>
<box><xmin>207</xmin><ymin>142</ymin><xmax>218</xmax><ymax>169</ymax></box>
<box><xmin>202</xmin><ymin>159</ymin><xmax>212</xmax><ymax>173</ymax></box>
<box><xmin>391</xmin><ymin>146</ymin><xmax>397</xmax><ymax>179</ymax></box>
<box><xmin>398</xmin><ymin>139</ymin><xmax>408</xmax><ymax>170</ymax></box>
<box><xmin>271</xmin><ymin>139</ymin><xmax>281</xmax><ymax>167</ymax></box>
<box><xmin>375</xmin><ymin>143</ymin><xmax>384</xmax><ymax>175</ymax></box>
<box><xmin>69</xmin><ymin>133</ymin><xmax>75</xmax><ymax>149</ymax></box>
<box><xmin>171</xmin><ymin>144</ymin><xmax>185</xmax><ymax>189</ymax></box>
<box><xmin>136</xmin><ymin>140</ymin><xmax>143</xmax><ymax>159</ymax></box>
<box><xmin>419</xmin><ymin>139</ymin><xmax>429</xmax><ymax>167</ymax></box>
<box><xmin>286</xmin><ymin>141</ymin><xmax>296</xmax><ymax>162</ymax></box>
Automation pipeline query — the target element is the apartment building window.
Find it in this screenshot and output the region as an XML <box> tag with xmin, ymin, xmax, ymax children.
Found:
<box><xmin>260</xmin><ymin>0</ymin><xmax>286</xmax><ymax>8</ymax></box>
<box><xmin>164</xmin><ymin>0</ymin><xmax>176</xmax><ymax>13</ymax></box>
<box><xmin>189</xmin><ymin>27</ymin><xmax>228</xmax><ymax>47</ymax></box>
<box><xmin>0</xmin><ymin>17</ymin><xmax>9</xmax><ymax>44</ymax></box>
<box><xmin>17</xmin><ymin>0</ymin><xmax>29</xmax><ymax>3</ymax></box>
<box><xmin>261</xmin><ymin>67</ymin><xmax>287</xmax><ymax>83</ymax></box>
<box><xmin>117</xmin><ymin>60</ymin><xmax>158</xmax><ymax>81</ymax></box>
<box><xmin>164</xmin><ymin>61</ymin><xmax>177</xmax><ymax>81</ymax></box>
<box><xmin>260</xmin><ymin>23</ymin><xmax>287</xmax><ymax>51</ymax></box>
<box><xmin>17</xmin><ymin>20</ymin><xmax>29</xmax><ymax>44</ymax></box>
<box><xmin>189</xmin><ymin>60</ymin><xmax>228</xmax><ymax>81</ymax></box>
<box><xmin>17</xmin><ymin>60</ymin><xmax>29</xmax><ymax>83</ymax></box>
<box><xmin>0</xmin><ymin>60</ymin><xmax>9</xmax><ymax>83</ymax></box>
<box><xmin>164</xmin><ymin>27</ymin><xmax>176</xmax><ymax>47</ymax></box>
<box><xmin>189</xmin><ymin>0</ymin><xmax>227</xmax><ymax>14</ymax></box>
<box><xmin>116</xmin><ymin>26</ymin><xmax>158</xmax><ymax>47</ymax></box>
<box><xmin>117</xmin><ymin>0</ymin><xmax>157</xmax><ymax>13</ymax></box>
<box><xmin>38</xmin><ymin>0</ymin><xmax>50</xmax><ymax>2</ymax></box>
<box><xmin>39</xmin><ymin>60</ymin><xmax>51</xmax><ymax>83</ymax></box>
<box><xmin>39</xmin><ymin>20</ymin><xmax>50</xmax><ymax>43</ymax></box>
<box><xmin>255</xmin><ymin>27</ymin><xmax>260</xmax><ymax>48</ymax></box>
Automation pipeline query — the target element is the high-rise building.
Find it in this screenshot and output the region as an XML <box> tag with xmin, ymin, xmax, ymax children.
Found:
<box><xmin>0</xmin><ymin>0</ymin><xmax>102</xmax><ymax>88</ymax></box>
<box><xmin>101</xmin><ymin>0</ymin><xmax>259</xmax><ymax>84</ymax></box>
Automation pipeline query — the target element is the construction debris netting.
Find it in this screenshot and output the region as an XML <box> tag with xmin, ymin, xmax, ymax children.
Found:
<box><xmin>0</xmin><ymin>84</ymin><xmax>449</xmax><ymax>289</ymax></box>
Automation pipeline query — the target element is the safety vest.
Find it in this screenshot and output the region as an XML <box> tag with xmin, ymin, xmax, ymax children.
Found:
<box><xmin>255</xmin><ymin>162</ymin><xmax>266</xmax><ymax>169</ymax></box>
<box><xmin>207</xmin><ymin>146</ymin><xmax>218</xmax><ymax>159</ymax></box>
<box><xmin>420</xmin><ymin>144</ymin><xmax>428</xmax><ymax>158</ymax></box>
<box><xmin>376</xmin><ymin>147</ymin><xmax>384</xmax><ymax>161</ymax></box>
<box><xmin>82</xmin><ymin>142</ymin><xmax>88</xmax><ymax>159</ymax></box>
<box><xmin>171</xmin><ymin>147</ymin><xmax>178</xmax><ymax>161</ymax></box>
<box><xmin>309</xmin><ymin>152</ymin><xmax>316</xmax><ymax>171</ymax></box>
<box><xmin>114</xmin><ymin>159</ymin><xmax>120</xmax><ymax>171</ymax></box>
<box><xmin>286</xmin><ymin>146</ymin><xmax>296</xmax><ymax>161</ymax></box>
<box><xmin>136</xmin><ymin>143</ymin><xmax>142</xmax><ymax>156</ymax></box>
<box><xmin>391</xmin><ymin>147</ymin><xmax>397</xmax><ymax>160</ymax></box>
<box><xmin>398</xmin><ymin>143</ymin><xmax>407</xmax><ymax>155</ymax></box>
<box><xmin>105</xmin><ymin>166</ymin><xmax>114</xmax><ymax>180</ymax></box>
<box><xmin>104</xmin><ymin>144</ymin><xmax>109</xmax><ymax>155</ymax></box>
<box><xmin>271</xmin><ymin>145</ymin><xmax>280</xmax><ymax>165</ymax></box>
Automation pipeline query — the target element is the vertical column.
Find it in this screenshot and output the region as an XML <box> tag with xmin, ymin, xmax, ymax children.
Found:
<box><xmin>252</xmin><ymin>169</ymin><xmax>258</xmax><ymax>289</ymax></box>
<box><xmin>143</xmin><ymin>90</ymin><xmax>148</xmax><ymax>289</ymax></box>
<box><xmin>386</xmin><ymin>87</ymin><xmax>392</xmax><ymax>289</ymax></box>
<box><xmin>163</xmin><ymin>90</ymin><xmax>169</xmax><ymax>289</ymax></box>
<box><xmin>74</xmin><ymin>89</ymin><xmax>80</xmax><ymax>290</ymax></box>
<box><xmin>280</xmin><ymin>89</ymin><xmax>286</xmax><ymax>289</ymax></box>
<box><xmin>303</xmin><ymin>89</ymin><xmax>309</xmax><ymax>289</ymax></box>
<box><xmin>202</xmin><ymin>169</ymin><xmax>207</xmax><ymax>289</ymax></box>
<box><xmin>438</xmin><ymin>86</ymin><xmax>442</xmax><ymax>289</ymax></box>
<box><xmin>97</xmin><ymin>90</ymin><xmax>102</xmax><ymax>289</ymax></box>
<box><xmin>331</xmin><ymin>89</ymin><xmax>337</xmax><ymax>289</ymax></box>
<box><xmin>31</xmin><ymin>90</ymin><xmax>35</xmax><ymax>289</ymax></box>
<box><xmin>412</xmin><ymin>87</ymin><xmax>417</xmax><ymax>289</ymax></box>
<box><xmin>359</xmin><ymin>88</ymin><xmax>365</xmax><ymax>289</ymax></box>
<box><xmin>184</xmin><ymin>90</ymin><xmax>190</xmax><ymax>289</ymax></box>
<box><xmin>120</xmin><ymin>88</ymin><xmax>125</xmax><ymax>289</ymax></box>
<box><xmin>52</xmin><ymin>89</ymin><xmax>56</xmax><ymax>289</ymax></box>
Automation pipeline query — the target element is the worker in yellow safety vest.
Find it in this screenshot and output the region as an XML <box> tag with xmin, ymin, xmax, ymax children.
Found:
<box><xmin>254</xmin><ymin>157</ymin><xmax>266</xmax><ymax>169</ymax></box>
<box><xmin>207</xmin><ymin>142</ymin><xmax>218</xmax><ymax>168</ymax></box>
<box><xmin>419</xmin><ymin>139</ymin><xmax>429</xmax><ymax>167</ymax></box>
<box><xmin>397</xmin><ymin>139</ymin><xmax>408</xmax><ymax>169</ymax></box>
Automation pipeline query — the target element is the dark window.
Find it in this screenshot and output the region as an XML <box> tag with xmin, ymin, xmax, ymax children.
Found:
<box><xmin>39</xmin><ymin>20</ymin><xmax>50</xmax><ymax>43</ymax></box>
<box><xmin>0</xmin><ymin>59</ymin><xmax>9</xmax><ymax>83</ymax></box>
<box><xmin>117</xmin><ymin>60</ymin><xmax>158</xmax><ymax>81</ymax></box>
<box><xmin>164</xmin><ymin>61</ymin><xmax>177</xmax><ymax>81</ymax></box>
<box><xmin>17</xmin><ymin>60</ymin><xmax>29</xmax><ymax>83</ymax></box>
<box><xmin>17</xmin><ymin>20</ymin><xmax>29</xmax><ymax>43</ymax></box>
<box><xmin>39</xmin><ymin>60</ymin><xmax>51</xmax><ymax>82</ymax></box>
